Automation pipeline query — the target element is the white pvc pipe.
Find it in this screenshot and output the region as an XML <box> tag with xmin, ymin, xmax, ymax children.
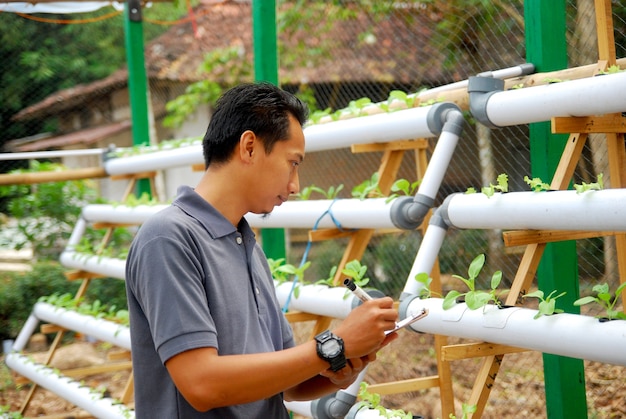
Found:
<box><xmin>104</xmin><ymin>144</ymin><xmax>203</xmax><ymax>176</ymax></box>
<box><xmin>60</xmin><ymin>252</ymin><xmax>126</xmax><ymax>280</ymax></box>
<box><xmin>303</xmin><ymin>105</ymin><xmax>436</xmax><ymax>152</ymax></box>
<box><xmin>402</xmin><ymin>221</ymin><xmax>447</xmax><ymax>296</ymax></box>
<box><xmin>104</xmin><ymin>104</ymin><xmax>442</xmax><ymax>175</ymax></box>
<box><xmin>414</xmin><ymin>128</ymin><xmax>460</xmax><ymax>199</ymax></box>
<box><xmin>34</xmin><ymin>302</ymin><xmax>130</xmax><ymax>350</ymax></box>
<box><xmin>5</xmin><ymin>353</ymin><xmax>134</xmax><ymax>419</ymax></box>
<box><xmin>485</xmin><ymin>71</ymin><xmax>626</xmax><ymax>127</ymax></box>
<box><xmin>11</xmin><ymin>314</ymin><xmax>40</xmax><ymax>352</ymax></box>
<box><xmin>404</xmin><ymin>298</ymin><xmax>626</xmax><ymax>366</ymax></box>
<box><xmin>0</xmin><ymin>149</ymin><xmax>106</xmax><ymax>161</ymax></box>
<box><xmin>247</xmin><ymin>198</ymin><xmax>396</xmax><ymax>230</ymax></box>
<box><xmin>81</xmin><ymin>204</ymin><xmax>167</xmax><ymax>224</ymax></box>
<box><xmin>441</xmin><ymin>189</ymin><xmax>626</xmax><ymax>231</ymax></box>
<box><xmin>275</xmin><ymin>281</ymin><xmax>360</xmax><ymax>319</ymax></box>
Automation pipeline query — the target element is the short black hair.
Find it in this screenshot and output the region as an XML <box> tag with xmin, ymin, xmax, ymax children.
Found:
<box><xmin>202</xmin><ymin>82</ymin><xmax>309</xmax><ymax>168</ymax></box>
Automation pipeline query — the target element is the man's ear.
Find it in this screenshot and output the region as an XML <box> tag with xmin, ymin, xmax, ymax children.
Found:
<box><xmin>239</xmin><ymin>130</ymin><xmax>256</xmax><ymax>163</ymax></box>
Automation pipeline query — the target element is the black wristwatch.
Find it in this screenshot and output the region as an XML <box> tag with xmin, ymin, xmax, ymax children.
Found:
<box><xmin>314</xmin><ymin>330</ymin><xmax>346</xmax><ymax>372</ymax></box>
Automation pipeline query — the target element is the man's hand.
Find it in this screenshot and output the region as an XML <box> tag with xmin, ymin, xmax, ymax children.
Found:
<box><xmin>319</xmin><ymin>354</ymin><xmax>375</xmax><ymax>389</ymax></box>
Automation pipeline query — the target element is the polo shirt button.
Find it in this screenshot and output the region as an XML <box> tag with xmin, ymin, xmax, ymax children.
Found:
<box><xmin>256</xmin><ymin>287</ymin><xmax>260</xmax><ymax>295</ymax></box>
<box><xmin>236</xmin><ymin>237</ymin><xmax>243</xmax><ymax>244</ymax></box>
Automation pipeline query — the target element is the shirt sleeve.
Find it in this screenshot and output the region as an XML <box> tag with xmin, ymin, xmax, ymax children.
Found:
<box><xmin>126</xmin><ymin>227</ymin><xmax>218</xmax><ymax>364</ymax></box>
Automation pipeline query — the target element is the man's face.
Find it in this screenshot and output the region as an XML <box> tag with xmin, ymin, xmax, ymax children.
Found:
<box><xmin>247</xmin><ymin>115</ymin><xmax>305</xmax><ymax>215</ymax></box>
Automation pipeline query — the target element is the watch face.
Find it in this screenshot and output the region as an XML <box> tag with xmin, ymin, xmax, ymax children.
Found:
<box><xmin>322</xmin><ymin>339</ymin><xmax>341</xmax><ymax>356</ymax></box>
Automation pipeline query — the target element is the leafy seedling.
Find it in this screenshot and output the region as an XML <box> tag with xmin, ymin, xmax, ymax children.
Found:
<box><xmin>480</xmin><ymin>173</ymin><xmax>509</xmax><ymax>197</ymax></box>
<box><xmin>352</xmin><ymin>172</ymin><xmax>383</xmax><ymax>200</ymax></box>
<box><xmin>386</xmin><ymin>178</ymin><xmax>421</xmax><ymax>203</ymax></box>
<box><xmin>573</xmin><ymin>173</ymin><xmax>604</xmax><ymax>193</ymax></box>
<box><xmin>524</xmin><ymin>175</ymin><xmax>550</xmax><ymax>191</ymax></box>
<box><xmin>522</xmin><ymin>289</ymin><xmax>567</xmax><ymax>319</ymax></box>
<box><xmin>574</xmin><ymin>282</ymin><xmax>626</xmax><ymax>321</ymax></box>
<box><xmin>443</xmin><ymin>254</ymin><xmax>503</xmax><ymax>311</ymax></box>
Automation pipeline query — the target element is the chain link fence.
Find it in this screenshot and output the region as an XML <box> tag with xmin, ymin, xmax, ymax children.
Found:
<box><xmin>1</xmin><ymin>1</ymin><xmax>625</xmax><ymax>417</ymax></box>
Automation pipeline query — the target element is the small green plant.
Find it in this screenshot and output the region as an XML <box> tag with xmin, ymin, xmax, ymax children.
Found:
<box><xmin>266</xmin><ymin>258</ymin><xmax>312</xmax><ymax>298</ymax></box>
<box><xmin>443</xmin><ymin>254</ymin><xmax>503</xmax><ymax>311</ymax></box>
<box><xmin>341</xmin><ymin>259</ymin><xmax>370</xmax><ymax>288</ymax></box>
<box><xmin>574</xmin><ymin>282</ymin><xmax>626</xmax><ymax>321</ymax></box>
<box><xmin>448</xmin><ymin>403</ymin><xmax>477</xmax><ymax>419</ymax></box>
<box><xmin>295</xmin><ymin>184</ymin><xmax>344</xmax><ymax>200</ymax></box>
<box><xmin>352</xmin><ymin>172</ymin><xmax>383</xmax><ymax>200</ymax></box>
<box><xmin>414</xmin><ymin>272</ymin><xmax>437</xmax><ymax>299</ymax></box>
<box><xmin>524</xmin><ymin>175</ymin><xmax>550</xmax><ymax>191</ymax></box>
<box><xmin>357</xmin><ymin>382</ymin><xmax>412</xmax><ymax>418</ymax></box>
<box><xmin>0</xmin><ymin>405</ymin><xmax>24</xmax><ymax>419</ymax></box>
<box><xmin>522</xmin><ymin>289</ymin><xmax>567</xmax><ymax>319</ymax></box>
<box><xmin>597</xmin><ymin>65</ymin><xmax>623</xmax><ymax>74</ymax></box>
<box><xmin>481</xmin><ymin>173</ymin><xmax>508</xmax><ymax>197</ymax></box>
<box><xmin>386</xmin><ymin>178</ymin><xmax>421</xmax><ymax>202</ymax></box>
<box><xmin>573</xmin><ymin>173</ymin><xmax>604</xmax><ymax>193</ymax></box>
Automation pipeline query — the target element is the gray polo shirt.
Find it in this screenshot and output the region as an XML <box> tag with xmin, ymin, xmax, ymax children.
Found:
<box><xmin>126</xmin><ymin>186</ymin><xmax>295</xmax><ymax>418</ymax></box>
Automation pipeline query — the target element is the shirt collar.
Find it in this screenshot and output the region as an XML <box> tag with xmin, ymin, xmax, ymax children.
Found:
<box><xmin>172</xmin><ymin>185</ymin><xmax>255</xmax><ymax>240</ymax></box>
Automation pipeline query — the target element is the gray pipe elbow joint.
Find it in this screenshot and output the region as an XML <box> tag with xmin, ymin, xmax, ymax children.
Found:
<box><xmin>426</xmin><ymin>102</ymin><xmax>463</xmax><ymax>135</ymax></box>
<box><xmin>311</xmin><ymin>391</ymin><xmax>357</xmax><ymax>419</ymax></box>
<box><xmin>468</xmin><ymin>76</ymin><xmax>505</xmax><ymax>129</ymax></box>
<box><xmin>390</xmin><ymin>194</ymin><xmax>434</xmax><ymax>230</ymax></box>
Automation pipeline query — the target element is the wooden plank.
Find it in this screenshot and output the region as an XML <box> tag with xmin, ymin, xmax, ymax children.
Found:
<box><xmin>309</xmin><ymin>228</ymin><xmax>356</xmax><ymax>242</ymax></box>
<box><xmin>441</xmin><ymin>342</ymin><xmax>527</xmax><ymax>361</ymax></box>
<box><xmin>351</xmin><ymin>139</ymin><xmax>429</xmax><ymax>153</ymax></box>
<box><xmin>594</xmin><ymin>0</ymin><xmax>616</xmax><ymax>64</ymax></box>
<box><xmin>503</xmin><ymin>230</ymin><xmax>618</xmax><ymax>247</ymax></box>
<box><xmin>552</xmin><ymin>114</ymin><xmax>626</xmax><ymax>134</ymax></box>
<box><xmin>367</xmin><ymin>375</ymin><xmax>441</xmax><ymax>394</ymax></box>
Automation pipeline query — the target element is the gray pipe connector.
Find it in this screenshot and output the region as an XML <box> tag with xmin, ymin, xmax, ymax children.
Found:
<box><xmin>390</xmin><ymin>194</ymin><xmax>434</xmax><ymax>230</ymax></box>
<box><xmin>311</xmin><ymin>390</ymin><xmax>357</xmax><ymax>419</ymax></box>
<box><xmin>468</xmin><ymin>76</ymin><xmax>505</xmax><ymax>129</ymax></box>
<box><xmin>350</xmin><ymin>288</ymin><xmax>386</xmax><ymax>310</ymax></box>
<box><xmin>426</xmin><ymin>102</ymin><xmax>463</xmax><ymax>135</ymax></box>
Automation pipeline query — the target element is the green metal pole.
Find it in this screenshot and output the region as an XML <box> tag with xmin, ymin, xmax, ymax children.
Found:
<box><xmin>253</xmin><ymin>0</ymin><xmax>286</xmax><ymax>260</ymax></box>
<box><xmin>525</xmin><ymin>1</ymin><xmax>587</xmax><ymax>417</ymax></box>
<box><xmin>124</xmin><ymin>0</ymin><xmax>151</xmax><ymax>197</ymax></box>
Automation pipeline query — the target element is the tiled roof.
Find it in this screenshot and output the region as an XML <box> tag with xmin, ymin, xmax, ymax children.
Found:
<box><xmin>14</xmin><ymin>0</ymin><xmax>446</xmax><ymax>121</ymax></box>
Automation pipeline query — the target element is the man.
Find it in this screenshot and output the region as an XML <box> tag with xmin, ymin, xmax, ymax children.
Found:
<box><xmin>126</xmin><ymin>82</ymin><xmax>398</xmax><ymax>418</ymax></box>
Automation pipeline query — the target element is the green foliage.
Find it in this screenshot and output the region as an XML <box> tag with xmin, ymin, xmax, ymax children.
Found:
<box><xmin>0</xmin><ymin>162</ymin><xmax>102</xmax><ymax>259</ymax></box>
<box><xmin>574</xmin><ymin>282</ymin><xmax>626</xmax><ymax>321</ymax></box>
<box><xmin>522</xmin><ymin>289</ymin><xmax>567</xmax><ymax>319</ymax></box>
<box><xmin>266</xmin><ymin>258</ymin><xmax>312</xmax><ymax>299</ymax></box>
<box><xmin>386</xmin><ymin>178</ymin><xmax>421</xmax><ymax>202</ymax></box>
<box><xmin>449</xmin><ymin>403</ymin><xmax>477</xmax><ymax>419</ymax></box>
<box><xmin>524</xmin><ymin>175</ymin><xmax>550</xmax><ymax>191</ymax></box>
<box><xmin>443</xmin><ymin>254</ymin><xmax>503</xmax><ymax>311</ymax></box>
<box><xmin>414</xmin><ymin>272</ymin><xmax>436</xmax><ymax>299</ymax></box>
<box><xmin>39</xmin><ymin>293</ymin><xmax>129</xmax><ymax>326</ymax></box>
<box><xmin>352</xmin><ymin>172</ymin><xmax>383</xmax><ymax>200</ymax></box>
<box><xmin>481</xmin><ymin>173</ymin><xmax>508</xmax><ymax>197</ymax></box>
<box><xmin>0</xmin><ymin>262</ymin><xmax>77</xmax><ymax>340</ymax></box>
<box><xmin>0</xmin><ymin>261</ymin><xmax>128</xmax><ymax>340</ymax></box>
<box><xmin>573</xmin><ymin>173</ymin><xmax>604</xmax><ymax>193</ymax></box>
<box><xmin>341</xmin><ymin>259</ymin><xmax>370</xmax><ymax>288</ymax></box>
<box><xmin>357</xmin><ymin>381</ymin><xmax>413</xmax><ymax>418</ymax></box>
<box><xmin>295</xmin><ymin>184</ymin><xmax>344</xmax><ymax>200</ymax></box>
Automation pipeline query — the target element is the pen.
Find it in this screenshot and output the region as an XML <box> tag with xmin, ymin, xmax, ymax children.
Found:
<box><xmin>343</xmin><ymin>278</ymin><xmax>429</xmax><ymax>334</ymax></box>
<box><xmin>343</xmin><ymin>278</ymin><xmax>374</xmax><ymax>303</ymax></box>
